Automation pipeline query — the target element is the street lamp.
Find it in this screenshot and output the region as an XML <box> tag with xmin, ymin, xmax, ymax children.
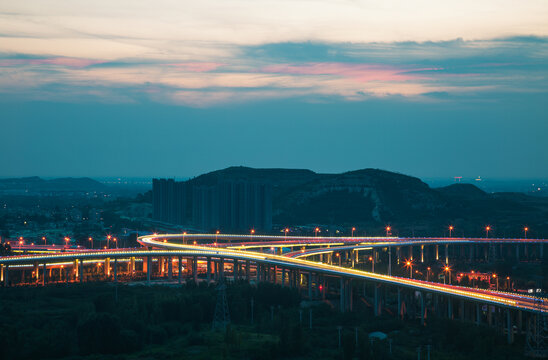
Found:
<box><xmin>64</xmin><ymin>237</ymin><xmax>70</xmax><ymax>248</ymax></box>
<box><xmin>183</xmin><ymin>231</ymin><xmax>187</xmax><ymax>244</ymax></box>
<box><xmin>107</xmin><ymin>235</ymin><xmax>111</xmax><ymax>249</ymax></box>
<box><xmin>444</xmin><ymin>266</ymin><xmax>451</xmax><ymax>284</ymax></box>
<box><xmin>492</xmin><ymin>274</ymin><xmax>499</xmax><ymax>291</ymax></box>
<box><xmin>284</xmin><ymin>228</ymin><xmax>289</xmax><ymax>241</ymax></box>
<box><xmin>88</xmin><ymin>237</ymin><xmax>93</xmax><ymax>249</ymax></box>
<box><xmin>405</xmin><ymin>260</ymin><xmax>413</xmax><ymax>279</ymax></box>
<box><xmin>351</xmin><ymin>227</ymin><xmax>356</xmax><ymax>237</ymax></box>
<box><xmin>524</xmin><ymin>227</ymin><xmax>529</xmax><ymax>239</ymax></box>
<box><xmin>385</xmin><ymin>226</ymin><xmax>391</xmax><ymax>237</ymax></box>
<box><xmin>426</xmin><ymin>267</ymin><xmax>431</xmax><ymax>282</ymax></box>
<box><xmin>215</xmin><ymin>230</ymin><xmax>220</xmax><ymax>243</ymax></box>
<box><xmin>485</xmin><ymin>226</ymin><xmax>491</xmax><ymax>238</ymax></box>
<box><xmin>449</xmin><ymin>226</ymin><xmax>454</xmax><ymax>238</ymax></box>
<box><xmin>250</xmin><ymin>229</ymin><xmax>255</xmax><ymax>241</ymax></box>
<box><xmin>113</xmin><ymin>237</ymin><xmax>118</xmax><ymax>249</ymax></box>
<box><xmin>315</xmin><ymin>227</ymin><xmax>320</xmax><ymax>237</ymax></box>
<box><xmin>42</xmin><ymin>236</ymin><xmax>46</xmax><ymax>245</ymax></box>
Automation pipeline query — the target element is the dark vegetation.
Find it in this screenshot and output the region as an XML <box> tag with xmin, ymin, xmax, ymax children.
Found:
<box><xmin>0</xmin><ymin>282</ymin><xmax>528</xmax><ymax>359</ymax></box>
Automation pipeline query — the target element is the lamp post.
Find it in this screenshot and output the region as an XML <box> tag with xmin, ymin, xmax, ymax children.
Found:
<box><xmin>449</xmin><ymin>226</ymin><xmax>454</xmax><ymax>238</ymax></box>
<box><xmin>493</xmin><ymin>274</ymin><xmax>499</xmax><ymax>291</ymax></box>
<box><xmin>426</xmin><ymin>267</ymin><xmax>431</xmax><ymax>282</ymax></box>
<box><xmin>485</xmin><ymin>226</ymin><xmax>491</xmax><ymax>238</ymax></box>
<box><xmin>215</xmin><ymin>230</ymin><xmax>220</xmax><ymax>243</ymax></box>
<box><xmin>524</xmin><ymin>227</ymin><xmax>529</xmax><ymax>239</ymax></box>
<box><xmin>250</xmin><ymin>229</ymin><xmax>255</xmax><ymax>241</ymax></box>
<box><xmin>315</xmin><ymin>227</ymin><xmax>320</xmax><ymax>237</ymax></box>
<box><xmin>113</xmin><ymin>237</ymin><xmax>118</xmax><ymax>249</ymax></box>
<box><xmin>88</xmin><ymin>237</ymin><xmax>93</xmax><ymax>249</ymax></box>
<box><xmin>406</xmin><ymin>260</ymin><xmax>413</xmax><ymax>279</ymax></box>
<box><xmin>284</xmin><ymin>228</ymin><xmax>289</xmax><ymax>241</ymax></box>
<box><xmin>351</xmin><ymin>227</ymin><xmax>356</xmax><ymax>238</ymax></box>
<box><xmin>42</xmin><ymin>236</ymin><xmax>46</xmax><ymax>246</ymax></box>
<box><xmin>107</xmin><ymin>235</ymin><xmax>111</xmax><ymax>249</ymax></box>
<box><xmin>386</xmin><ymin>226</ymin><xmax>391</xmax><ymax>237</ymax></box>
<box><xmin>444</xmin><ymin>266</ymin><xmax>451</xmax><ymax>284</ymax></box>
<box><xmin>183</xmin><ymin>231</ymin><xmax>187</xmax><ymax>244</ymax></box>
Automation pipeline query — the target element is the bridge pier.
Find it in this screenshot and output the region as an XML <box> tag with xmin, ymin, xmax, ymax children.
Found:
<box><xmin>308</xmin><ymin>272</ymin><xmax>312</xmax><ymax>298</ymax></box>
<box><xmin>167</xmin><ymin>257</ymin><xmax>172</xmax><ymax>281</ymax></box>
<box><xmin>397</xmin><ymin>247</ymin><xmax>401</xmax><ymax>264</ymax></box>
<box><xmin>114</xmin><ymin>258</ymin><xmax>118</xmax><ymax>282</ymax></box>
<box><xmin>409</xmin><ymin>245</ymin><xmax>413</xmax><ymax>260</ymax></box>
<box><xmin>445</xmin><ymin>244</ymin><xmax>449</xmax><ymax>265</ymax></box>
<box><xmin>340</xmin><ymin>278</ymin><xmax>345</xmax><ymax>312</ymax></box>
<box><xmin>388</xmin><ymin>246</ymin><xmax>392</xmax><ymax>276</ymax></box>
<box><xmin>374</xmin><ymin>284</ymin><xmax>380</xmax><ymax>316</ymax></box>
<box><xmin>421</xmin><ymin>245</ymin><xmax>424</xmax><ymax>263</ymax></box>
<box><xmin>420</xmin><ymin>292</ymin><xmax>425</xmax><ymax>325</ymax></box>
<box><xmin>245</xmin><ymin>260</ymin><xmax>250</xmax><ymax>282</ymax></box>
<box><xmin>3</xmin><ymin>265</ymin><xmax>8</xmax><ymax>286</ymax></box>
<box><xmin>43</xmin><ymin>263</ymin><xmax>47</xmax><ymax>285</ymax></box>
<box><xmin>435</xmin><ymin>245</ymin><xmax>439</xmax><ymax>261</ymax></box>
<box><xmin>507</xmin><ymin>309</ymin><xmax>513</xmax><ymax>344</ymax></box>
<box><xmin>476</xmin><ymin>303</ymin><xmax>481</xmax><ymax>326</ymax></box>
<box><xmin>281</xmin><ymin>267</ymin><xmax>286</xmax><ymax>286</ymax></box>
<box><xmin>448</xmin><ymin>297</ymin><xmax>453</xmax><ymax>319</ymax></box>
<box><xmin>193</xmin><ymin>256</ymin><xmax>198</xmax><ymax>283</ymax></box>
<box><xmin>178</xmin><ymin>256</ymin><xmax>182</xmax><ymax>284</ymax></box>
<box><xmin>143</xmin><ymin>255</ymin><xmax>152</xmax><ymax>285</ymax></box>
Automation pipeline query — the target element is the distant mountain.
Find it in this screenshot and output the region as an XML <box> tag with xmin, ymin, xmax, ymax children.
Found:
<box><xmin>185</xmin><ymin>167</ymin><xmax>548</xmax><ymax>236</ymax></box>
<box><xmin>0</xmin><ymin>176</ymin><xmax>107</xmax><ymax>193</ymax></box>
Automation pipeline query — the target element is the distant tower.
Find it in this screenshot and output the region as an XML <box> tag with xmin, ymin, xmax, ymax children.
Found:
<box><xmin>212</xmin><ymin>281</ymin><xmax>230</xmax><ymax>330</ymax></box>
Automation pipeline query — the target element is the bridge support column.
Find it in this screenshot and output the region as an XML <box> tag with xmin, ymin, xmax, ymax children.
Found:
<box><xmin>507</xmin><ymin>309</ymin><xmax>513</xmax><ymax>344</ymax></box>
<box><xmin>459</xmin><ymin>300</ymin><xmax>464</xmax><ymax>320</ymax></box>
<box><xmin>388</xmin><ymin>246</ymin><xmax>392</xmax><ymax>276</ymax></box>
<box><xmin>447</xmin><ymin>297</ymin><xmax>453</xmax><ymax>319</ymax></box>
<box><xmin>146</xmin><ymin>256</ymin><xmax>151</xmax><ymax>284</ymax></box>
<box><xmin>371</xmin><ymin>250</ymin><xmax>375</xmax><ymax>272</ymax></box>
<box><xmin>476</xmin><ymin>304</ymin><xmax>481</xmax><ymax>326</ymax></box>
<box><xmin>421</xmin><ymin>245</ymin><xmax>424</xmax><ymax>263</ymax></box>
<box><xmin>516</xmin><ymin>245</ymin><xmax>520</xmax><ymax>262</ymax></box>
<box><xmin>105</xmin><ymin>258</ymin><xmax>110</xmax><ymax>278</ymax></box>
<box><xmin>397</xmin><ymin>288</ymin><xmax>402</xmax><ymax>319</ymax></box>
<box><xmin>234</xmin><ymin>260</ymin><xmax>239</xmax><ymax>281</ymax></box>
<box><xmin>245</xmin><ymin>260</ymin><xmax>250</xmax><ymax>282</ymax></box>
<box><xmin>193</xmin><ymin>256</ymin><xmax>198</xmax><ymax>283</ymax></box>
<box><xmin>445</xmin><ymin>244</ymin><xmax>449</xmax><ymax>265</ymax></box>
<box><xmin>397</xmin><ymin>247</ymin><xmax>401</xmax><ymax>264</ymax></box>
<box><xmin>167</xmin><ymin>257</ymin><xmax>172</xmax><ymax>281</ymax></box>
<box><xmin>351</xmin><ymin>250</ymin><xmax>356</xmax><ymax>268</ymax></box>
<box><xmin>79</xmin><ymin>259</ymin><xmax>83</xmax><ymax>283</ymax></box>
<box><xmin>114</xmin><ymin>258</ymin><xmax>118</xmax><ymax>283</ymax></box>
<box><xmin>4</xmin><ymin>265</ymin><xmax>8</xmax><ymax>286</ymax></box>
<box><xmin>435</xmin><ymin>245</ymin><xmax>439</xmax><ymax>261</ymax></box>
<box><xmin>130</xmin><ymin>257</ymin><xmax>135</xmax><ymax>276</ymax></box>
<box><xmin>374</xmin><ymin>285</ymin><xmax>380</xmax><ymax>316</ymax></box>
<box><xmin>409</xmin><ymin>246</ymin><xmax>413</xmax><ymax>260</ymax></box>
<box><xmin>33</xmin><ymin>262</ymin><xmax>39</xmax><ymax>282</ymax></box>
<box><xmin>219</xmin><ymin>258</ymin><xmax>224</xmax><ymax>280</ymax></box>
<box><xmin>206</xmin><ymin>257</ymin><xmax>211</xmax><ymax>282</ymax></box>
<box><xmin>307</xmin><ymin>272</ymin><xmax>312</xmax><ymax>299</ymax></box>
<box><xmin>281</xmin><ymin>268</ymin><xmax>286</xmax><ymax>286</ymax></box>
<box><xmin>420</xmin><ymin>292</ymin><xmax>425</xmax><ymax>325</ymax></box>
<box><xmin>340</xmin><ymin>278</ymin><xmax>345</xmax><ymax>312</ymax></box>
<box><xmin>178</xmin><ymin>256</ymin><xmax>182</xmax><ymax>284</ymax></box>
<box><xmin>43</xmin><ymin>263</ymin><xmax>47</xmax><ymax>285</ymax></box>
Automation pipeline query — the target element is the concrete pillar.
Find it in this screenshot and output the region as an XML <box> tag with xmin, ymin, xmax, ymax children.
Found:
<box><xmin>79</xmin><ymin>259</ymin><xmax>83</xmax><ymax>283</ymax></box>
<box><xmin>445</xmin><ymin>244</ymin><xmax>449</xmax><ymax>265</ymax></box>
<box><xmin>308</xmin><ymin>272</ymin><xmax>312</xmax><ymax>299</ymax></box>
<box><xmin>193</xmin><ymin>256</ymin><xmax>198</xmax><ymax>283</ymax></box>
<box><xmin>105</xmin><ymin>258</ymin><xmax>110</xmax><ymax>277</ymax></box>
<box><xmin>114</xmin><ymin>258</ymin><xmax>118</xmax><ymax>282</ymax></box>
<box><xmin>219</xmin><ymin>258</ymin><xmax>224</xmax><ymax>280</ymax></box>
<box><xmin>372</xmin><ymin>250</ymin><xmax>375</xmax><ymax>273</ymax></box>
<box><xmin>130</xmin><ymin>257</ymin><xmax>135</xmax><ymax>275</ymax></box>
<box><xmin>168</xmin><ymin>257</ymin><xmax>173</xmax><ymax>280</ymax></box>
<box><xmin>0</xmin><ymin>264</ymin><xmax>3</xmax><ymax>284</ymax></box>
<box><xmin>340</xmin><ymin>278</ymin><xmax>345</xmax><ymax>312</ymax></box>
<box><xmin>421</xmin><ymin>245</ymin><xmax>424</xmax><ymax>263</ymax></box>
<box><xmin>507</xmin><ymin>309</ymin><xmax>513</xmax><ymax>344</ymax></box>
<box><xmin>420</xmin><ymin>293</ymin><xmax>425</xmax><ymax>325</ymax></box>
<box><xmin>397</xmin><ymin>288</ymin><xmax>401</xmax><ymax>318</ymax></box>
<box><xmin>4</xmin><ymin>264</ymin><xmax>8</xmax><ymax>286</ymax></box>
<box><xmin>476</xmin><ymin>303</ymin><xmax>481</xmax><ymax>326</ymax></box>
<box><xmin>409</xmin><ymin>245</ymin><xmax>413</xmax><ymax>260</ymax></box>
<box><xmin>178</xmin><ymin>256</ymin><xmax>182</xmax><ymax>284</ymax></box>
<box><xmin>448</xmin><ymin>297</ymin><xmax>453</xmax><ymax>319</ymax></box>
<box><xmin>374</xmin><ymin>285</ymin><xmax>379</xmax><ymax>316</ymax></box>
<box><xmin>388</xmin><ymin>246</ymin><xmax>392</xmax><ymax>276</ymax></box>
<box><xmin>245</xmin><ymin>260</ymin><xmax>250</xmax><ymax>282</ymax></box>
<box><xmin>34</xmin><ymin>262</ymin><xmax>39</xmax><ymax>281</ymax></box>
<box><xmin>206</xmin><ymin>257</ymin><xmax>211</xmax><ymax>282</ymax></box>
<box><xmin>43</xmin><ymin>263</ymin><xmax>46</xmax><ymax>285</ymax></box>
<box><xmin>460</xmin><ymin>300</ymin><xmax>464</xmax><ymax>320</ymax></box>
<box><xmin>146</xmin><ymin>256</ymin><xmax>151</xmax><ymax>284</ymax></box>
<box><xmin>397</xmin><ymin>247</ymin><xmax>401</xmax><ymax>264</ymax></box>
<box><xmin>234</xmin><ymin>260</ymin><xmax>239</xmax><ymax>281</ymax></box>
<box><xmin>435</xmin><ymin>245</ymin><xmax>439</xmax><ymax>261</ymax></box>
<box><xmin>351</xmin><ymin>250</ymin><xmax>355</xmax><ymax>268</ymax></box>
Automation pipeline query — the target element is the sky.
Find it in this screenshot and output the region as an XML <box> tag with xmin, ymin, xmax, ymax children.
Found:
<box><xmin>1</xmin><ymin>1</ymin><xmax>547</xmax><ymax>179</ymax></box>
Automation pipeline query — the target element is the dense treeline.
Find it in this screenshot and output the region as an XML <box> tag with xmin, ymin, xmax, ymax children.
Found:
<box><xmin>0</xmin><ymin>282</ymin><xmax>528</xmax><ymax>359</ymax></box>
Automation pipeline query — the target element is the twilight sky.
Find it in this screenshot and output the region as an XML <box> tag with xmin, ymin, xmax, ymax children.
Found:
<box><xmin>1</xmin><ymin>1</ymin><xmax>547</xmax><ymax>179</ymax></box>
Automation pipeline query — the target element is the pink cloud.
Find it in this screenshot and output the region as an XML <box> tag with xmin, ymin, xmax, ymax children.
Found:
<box><xmin>168</xmin><ymin>62</ymin><xmax>223</xmax><ymax>72</ymax></box>
<box><xmin>261</xmin><ymin>63</ymin><xmax>437</xmax><ymax>82</ymax></box>
<box><xmin>0</xmin><ymin>57</ymin><xmax>104</xmax><ymax>68</ymax></box>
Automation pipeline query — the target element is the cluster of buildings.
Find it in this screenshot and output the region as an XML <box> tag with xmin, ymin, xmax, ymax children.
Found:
<box><xmin>152</xmin><ymin>178</ymin><xmax>272</xmax><ymax>232</ymax></box>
